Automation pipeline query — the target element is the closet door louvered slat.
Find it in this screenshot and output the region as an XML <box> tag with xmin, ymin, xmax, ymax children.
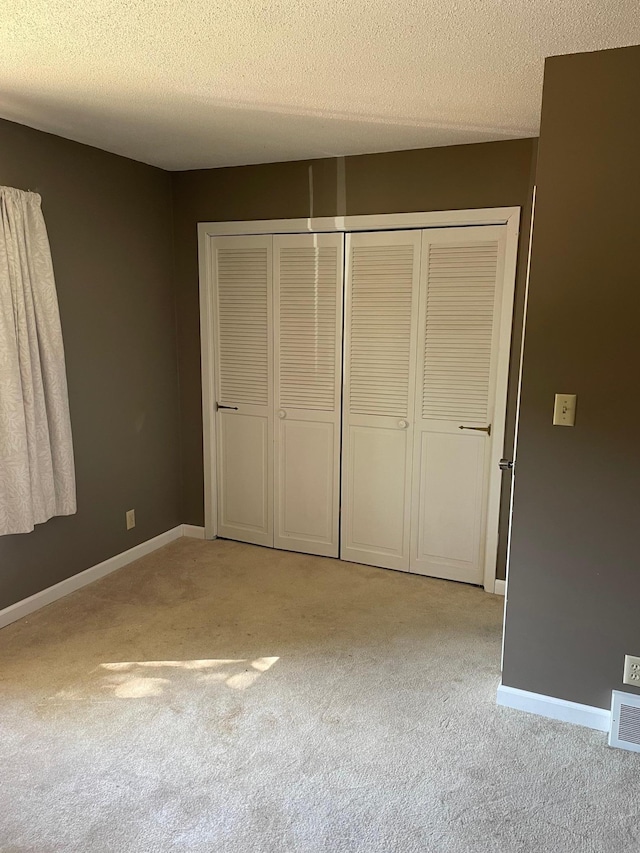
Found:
<box><xmin>341</xmin><ymin>231</ymin><xmax>421</xmax><ymax>571</ymax></box>
<box><xmin>273</xmin><ymin>234</ymin><xmax>344</xmax><ymax>557</ymax></box>
<box><xmin>410</xmin><ymin>226</ymin><xmax>506</xmax><ymax>583</ymax></box>
<box><xmin>212</xmin><ymin>236</ymin><xmax>273</xmax><ymax>547</ymax></box>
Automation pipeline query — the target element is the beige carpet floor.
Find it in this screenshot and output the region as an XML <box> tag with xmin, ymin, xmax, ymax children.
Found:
<box><xmin>0</xmin><ymin>538</ymin><xmax>638</xmax><ymax>852</ymax></box>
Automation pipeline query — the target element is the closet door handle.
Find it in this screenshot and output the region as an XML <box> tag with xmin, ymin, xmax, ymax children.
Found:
<box><xmin>398</xmin><ymin>419</ymin><xmax>409</xmax><ymax>429</ymax></box>
<box><xmin>216</xmin><ymin>403</ymin><xmax>238</xmax><ymax>411</ymax></box>
<box><xmin>459</xmin><ymin>424</ymin><xmax>491</xmax><ymax>435</ymax></box>
<box><xmin>278</xmin><ymin>410</ymin><xmax>287</xmax><ymax>419</ymax></box>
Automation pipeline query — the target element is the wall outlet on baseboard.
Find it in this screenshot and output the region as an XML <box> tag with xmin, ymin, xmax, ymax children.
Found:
<box><xmin>126</xmin><ymin>509</ymin><xmax>136</xmax><ymax>530</ymax></box>
<box><xmin>623</xmin><ymin>655</ymin><xmax>640</xmax><ymax>686</ymax></box>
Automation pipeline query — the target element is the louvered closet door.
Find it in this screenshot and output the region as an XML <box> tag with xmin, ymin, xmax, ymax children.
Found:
<box><xmin>341</xmin><ymin>231</ymin><xmax>421</xmax><ymax>571</ymax></box>
<box><xmin>410</xmin><ymin>226</ymin><xmax>506</xmax><ymax>583</ymax></box>
<box><xmin>212</xmin><ymin>235</ymin><xmax>273</xmax><ymax>547</ymax></box>
<box><xmin>273</xmin><ymin>234</ymin><xmax>344</xmax><ymax>557</ymax></box>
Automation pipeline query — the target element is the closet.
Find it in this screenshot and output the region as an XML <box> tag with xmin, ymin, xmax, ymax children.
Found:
<box><xmin>205</xmin><ymin>216</ymin><xmax>513</xmax><ymax>587</ymax></box>
<box><xmin>342</xmin><ymin>226</ymin><xmax>507</xmax><ymax>585</ymax></box>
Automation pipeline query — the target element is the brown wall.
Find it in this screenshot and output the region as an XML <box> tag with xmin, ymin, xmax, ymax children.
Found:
<box><xmin>502</xmin><ymin>46</ymin><xmax>640</xmax><ymax>707</ymax></box>
<box><xmin>172</xmin><ymin>138</ymin><xmax>537</xmax><ymax>580</ymax></box>
<box><xmin>0</xmin><ymin>119</ymin><xmax>181</xmax><ymax>609</ymax></box>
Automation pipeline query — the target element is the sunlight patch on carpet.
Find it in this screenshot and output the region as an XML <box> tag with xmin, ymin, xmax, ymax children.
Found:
<box><xmin>95</xmin><ymin>657</ymin><xmax>280</xmax><ymax>697</ymax></box>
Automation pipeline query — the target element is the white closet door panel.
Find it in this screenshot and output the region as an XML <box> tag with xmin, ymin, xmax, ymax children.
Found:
<box><xmin>273</xmin><ymin>233</ymin><xmax>343</xmax><ymax>557</ymax></box>
<box><xmin>421</xmin><ymin>238</ymin><xmax>500</xmax><ymax>423</ymax></box>
<box><xmin>413</xmin><ymin>430</ymin><xmax>486</xmax><ymax>582</ymax></box>
<box><xmin>218</xmin><ymin>409</ymin><xmax>271</xmax><ymax>545</ymax></box>
<box><xmin>216</xmin><ymin>244</ymin><xmax>270</xmax><ymax>406</ymax></box>
<box><xmin>212</xmin><ymin>235</ymin><xmax>273</xmax><ymax>547</ymax></box>
<box><xmin>347</xmin><ymin>240</ymin><xmax>416</xmax><ymax>417</ymax></box>
<box><xmin>342</xmin><ymin>231</ymin><xmax>421</xmax><ymax>571</ymax></box>
<box><xmin>411</xmin><ymin>226</ymin><xmax>506</xmax><ymax>583</ymax></box>
<box><xmin>276</xmin><ymin>413</ymin><xmax>336</xmax><ymax>555</ymax></box>
<box><xmin>277</xmin><ymin>237</ymin><xmax>340</xmax><ymax>412</ymax></box>
<box><xmin>344</xmin><ymin>416</ymin><xmax>410</xmax><ymax>568</ymax></box>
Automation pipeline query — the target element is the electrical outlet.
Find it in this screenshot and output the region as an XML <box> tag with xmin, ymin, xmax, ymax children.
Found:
<box><xmin>623</xmin><ymin>655</ymin><xmax>640</xmax><ymax>686</ymax></box>
<box><xmin>126</xmin><ymin>509</ymin><xmax>136</xmax><ymax>530</ymax></box>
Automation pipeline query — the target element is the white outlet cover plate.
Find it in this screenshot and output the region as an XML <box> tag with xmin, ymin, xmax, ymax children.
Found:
<box><xmin>623</xmin><ymin>655</ymin><xmax>640</xmax><ymax>687</ymax></box>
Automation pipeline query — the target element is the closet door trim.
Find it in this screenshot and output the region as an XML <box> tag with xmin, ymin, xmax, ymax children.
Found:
<box><xmin>198</xmin><ymin>207</ymin><xmax>520</xmax><ymax>237</ymax></box>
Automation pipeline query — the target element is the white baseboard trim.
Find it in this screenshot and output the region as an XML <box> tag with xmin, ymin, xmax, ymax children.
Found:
<box><xmin>494</xmin><ymin>579</ymin><xmax>506</xmax><ymax>596</ymax></box>
<box><xmin>497</xmin><ymin>682</ymin><xmax>610</xmax><ymax>732</ymax></box>
<box><xmin>182</xmin><ymin>524</ymin><xmax>206</xmax><ymax>539</ymax></box>
<box><xmin>0</xmin><ymin>525</ymin><xmax>185</xmax><ymax>631</ymax></box>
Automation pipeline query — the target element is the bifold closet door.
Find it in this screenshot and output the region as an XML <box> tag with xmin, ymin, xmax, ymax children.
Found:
<box><xmin>411</xmin><ymin>226</ymin><xmax>507</xmax><ymax>583</ymax></box>
<box><xmin>341</xmin><ymin>231</ymin><xmax>421</xmax><ymax>571</ymax></box>
<box><xmin>273</xmin><ymin>234</ymin><xmax>344</xmax><ymax>557</ymax></box>
<box><xmin>212</xmin><ymin>235</ymin><xmax>274</xmax><ymax>547</ymax></box>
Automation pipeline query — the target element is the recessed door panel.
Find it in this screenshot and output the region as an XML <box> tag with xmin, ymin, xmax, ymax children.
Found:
<box><xmin>345</xmin><ymin>423</ymin><xmax>409</xmax><ymax>563</ymax></box>
<box><xmin>414</xmin><ymin>430</ymin><xmax>486</xmax><ymax>580</ymax></box>
<box><xmin>218</xmin><ymin>411</ymin><xmax>271</xmax><ymax>544</ymax></box>
<box><xmin>277</xmin><ymin>417</ymin><xmax>335</xmax><ymax>549</ymax></box>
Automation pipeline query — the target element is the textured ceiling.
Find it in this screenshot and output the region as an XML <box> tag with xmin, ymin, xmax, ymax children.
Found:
<box><xmin>2</xmin><ymin>0</ymin><xmax>639</xmax><ymax>170</ymax></box>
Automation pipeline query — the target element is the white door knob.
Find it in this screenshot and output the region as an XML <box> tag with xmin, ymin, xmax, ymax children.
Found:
<box><xmin>278</xmin><ymin>410</ymin><xmax>287</xmax><ymax>419</ymax></box>
<box><xmin>398</xmin><ymin>419</ymin><xmax>409</xmax><ymax>429</ymax></box>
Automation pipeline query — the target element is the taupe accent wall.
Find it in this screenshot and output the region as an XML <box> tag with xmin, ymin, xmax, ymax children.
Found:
<box><xmin>0</xmin><ymin>118</ymin><xmax>181</xmax><ymax>609</ymax></box>
<box><xmin>502</xmin><ymin>46</ymin><xmax>640</xmax><ymax>707</ymax></box>
<box><xmin>171</xmin><ymin>138</ymin><xmax>537</xmax><ymax>580</ymax></box>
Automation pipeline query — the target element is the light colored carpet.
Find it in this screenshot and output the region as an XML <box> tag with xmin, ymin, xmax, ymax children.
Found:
<box><xmin>0</xmin><ymin>538</ymin><xmax>638</xmax><ymax>853</ymax></box>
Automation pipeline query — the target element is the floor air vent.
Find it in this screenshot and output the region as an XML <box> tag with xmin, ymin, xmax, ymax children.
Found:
<box><xmin>609</xmin><ymin>691</ymin><xmax>640</xmax><ymax>753</ymax></box>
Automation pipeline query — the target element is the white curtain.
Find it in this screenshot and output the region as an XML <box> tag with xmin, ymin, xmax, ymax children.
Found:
<box><xmin>0</xmin><ymin>186</ymin><xmax>76</xmax><ymax>535</ymax></box>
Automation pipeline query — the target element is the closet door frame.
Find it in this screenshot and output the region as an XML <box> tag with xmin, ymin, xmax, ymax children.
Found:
<box><xmin>198</xmin><ymin>207</ymin><xmax>520</xmax><ymax>594</ymax></box>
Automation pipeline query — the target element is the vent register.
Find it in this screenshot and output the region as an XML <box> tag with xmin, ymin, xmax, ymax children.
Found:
<box><xmin>610</xmin><ymin>691</ymin><xmax>640</xmax><ymax>753</ymax></box>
